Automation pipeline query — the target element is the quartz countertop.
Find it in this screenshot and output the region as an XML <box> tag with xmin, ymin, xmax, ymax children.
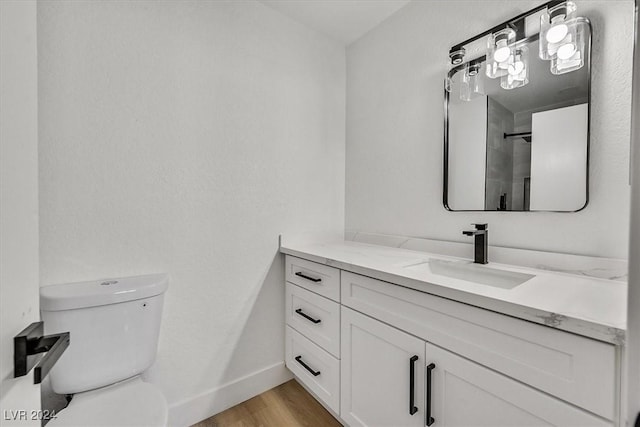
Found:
<box><xmin>280</xmin><ymin>240</ymin><xmax>627</xmax><ymax>345</ymax></box>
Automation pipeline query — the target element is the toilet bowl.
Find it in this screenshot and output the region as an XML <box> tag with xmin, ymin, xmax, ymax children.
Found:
<box><xmin>40</xmin><ymin>274</ymin><xmax>169</xmax><ymax>427</ymax></box>
<box><xmin>47</xmin><ymin>377</ymin><xmax>167</xmax><ymax>427</ymax></box>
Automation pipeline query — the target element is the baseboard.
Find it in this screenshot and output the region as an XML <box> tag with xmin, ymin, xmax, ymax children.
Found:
<box><xmin>168</xmin><ymin>361</ymin><xmax>293</xmax><ymax>427</ymax></box>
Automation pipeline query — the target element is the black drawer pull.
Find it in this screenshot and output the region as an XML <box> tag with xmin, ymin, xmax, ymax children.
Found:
<box><xmin>409</xmin><ymin>355</ymin><xmax>419</xmax><ymax>415</ymax></box>
<box><xmin>295</xmin><ymin>355</ymin><xmax>321</xmax><ymax>376</ymax></box>
<box><xmin>295</xmin><ymin>271</ymin><xmax>321</xmax><ymax>282</ymax></box>
<box><xmin>426</xmin><ymin>363</ymin><xmax>436</xmax><ymax>426</ymax></box>
<box><xmin>295</xmin><ymin>308</ymin><xmax>322</xmax><ymax>324</ymax></box>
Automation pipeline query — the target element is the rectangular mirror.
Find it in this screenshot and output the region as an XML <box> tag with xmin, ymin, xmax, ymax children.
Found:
<box><xmin>444</xmin><ymin>20</ymin><xmax>591</xmax><ymax>212</ymax></box>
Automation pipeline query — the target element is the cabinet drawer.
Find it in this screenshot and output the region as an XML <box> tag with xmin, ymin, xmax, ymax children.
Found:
<box><xmin>426</xmin><ymin>343</ymin><xmax>612</xmax><ymax>426</ymax></box>
<box><xmin>286</xmin><ymin>283</ymin><xmax>340</xmax><ymax>357</ymax></box>
<box><xmin>341</xmin><ymin>271</ymin><xmax>617</xmax><ymax>420</ymax></box>
<box><xmin>285</xmin><ymin>326</ymin><xmax>340</xmax><ymax>413</ymax></box>
<box><xmin>286</xmin><ymin>256</ymin><xmax>340</xmax><ymax>302</ymax></box>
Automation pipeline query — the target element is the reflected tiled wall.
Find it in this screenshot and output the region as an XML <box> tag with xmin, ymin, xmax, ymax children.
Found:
<box><xmin>486</xmin><ymin>99</ymin><xmax>514</xmax><ymax>210</ymax></box>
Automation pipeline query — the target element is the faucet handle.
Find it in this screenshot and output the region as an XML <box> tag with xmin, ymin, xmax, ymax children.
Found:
<box><xmin>471</xmin><ymin>223</ymin><xmax>488</xmax><ymax>230</ymax></box>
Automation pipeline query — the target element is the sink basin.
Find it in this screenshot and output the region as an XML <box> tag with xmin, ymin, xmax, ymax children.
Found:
<box><xmin>405</xmin><ymin>259</ymin><xmax>534</xmax><ymax>289</ymax></box>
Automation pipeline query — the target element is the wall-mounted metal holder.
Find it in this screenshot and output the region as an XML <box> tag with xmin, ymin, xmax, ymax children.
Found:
<box><xmin>14</xmin><ymin>321</ymin><xmax>70</xmax><ymax>384</ymax></box>
<box><xmin>504</xmin><ymin>132</ymin><xmax>532</xmax><ymax>143</ymax></box>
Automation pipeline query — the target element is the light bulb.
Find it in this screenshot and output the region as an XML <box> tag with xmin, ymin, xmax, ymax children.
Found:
<box><xmin>487</xmin><ymin>28</ymin><xmax>515</xmax><ymax>79</ymax></box>
<box><xmin>501</xmin><ymin>47</ymin><xmax>528</xmax><ymax>89</ymax></box>
<box><xmin>508</xmin><ymin>61</ymin><xmax>524</xmax><ymax>75</ymax></box>
<box><xmin>557</xmin><ymin>42</ymin><xmax>576</xmax><ymax>59</ymax></box>
<box><xmin>494</xmin><ymin>43</ymin><xmax>511</xmax><ymax>63</ymax></box>
<box><xmin>546</xmin><ymin>22</ymin><xmax>568</xmax><ymax>43</ymax></box>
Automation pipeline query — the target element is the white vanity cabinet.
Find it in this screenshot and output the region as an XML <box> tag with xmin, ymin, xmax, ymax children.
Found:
<box><xmin>283</xmin><ymin>255</ymin><xmax>620</xmax><ymax>426</ymax></box>
<box><xmin>427</xmin><ymin>343</ymin><xmax>611</xmax><ymax>427</ymax></box>
<box><xmin>340</xmin><ymin>271</ymin><xmax>617</xmax><ymax>421</ymax></box>
<box><xmin>284</xmin><ymin>256</ymin><xmax>342</xmax><ymax>414</ymax></box>
<box><xmin>341</xmin><ymin>307</ymin><xmax>425</xmax><ymax>427</ymax></box>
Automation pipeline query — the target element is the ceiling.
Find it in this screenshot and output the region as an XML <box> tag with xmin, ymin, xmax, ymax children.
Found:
<box><xmin>260</xmin><ymin>0</ymin><xmax>411</xmax><ymax>45</ymax></box>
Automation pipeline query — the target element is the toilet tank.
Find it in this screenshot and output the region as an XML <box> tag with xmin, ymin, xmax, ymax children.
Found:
<box><xmin>40</xmin><ymin>274</ymin><xmax>169</xmax><ymax>394</ymax></box>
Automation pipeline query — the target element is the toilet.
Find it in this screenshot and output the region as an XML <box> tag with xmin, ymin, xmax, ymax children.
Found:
<box><xmin>40</xmin><ymin>274</ymin><xmax>169</xmax><ymax>426</ymax></box>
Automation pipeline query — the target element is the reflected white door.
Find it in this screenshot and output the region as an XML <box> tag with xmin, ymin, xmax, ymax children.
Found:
<box><xmin>0</xmin><ymin>1</ymin><xmax>41</xmax><ymax>425</ymax></box>
<box><xmin>529</xmin><ymin>103</ymin><xmax>588</xmax><ymax>211</ymax></box>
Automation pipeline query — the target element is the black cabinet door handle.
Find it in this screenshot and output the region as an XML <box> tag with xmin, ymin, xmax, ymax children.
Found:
<box><xmin>409</xmin><ymin>355</ymin><xmax>419</xmax><ymax>415</ymax></box>
<box><xmin>295</xmin><ymin>355</ymin><xmax>321</xmax><ymax>376</ymax></box>
<box><xmin>295</xmin><ymin>271</ymin><xmax>321</xmax><ymax>282</ymax></box>
<box><xmin>295</xmin><ymin>308</ymin><xmax>322</xmax><ymax>324</ymax></box>
<box><xmin>426</xmin><ymin>363</ymin><xmax>436</xmax><ymax>426</ymax></box>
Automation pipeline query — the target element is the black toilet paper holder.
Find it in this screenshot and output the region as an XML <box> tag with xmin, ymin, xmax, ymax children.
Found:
<box><xmin>14</xmin><ymin>321</ymin><xmax>70</xmax><ymax>384</ymax></box>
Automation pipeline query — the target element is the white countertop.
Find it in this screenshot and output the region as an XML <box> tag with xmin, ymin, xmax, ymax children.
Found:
<box><xmin>280</xmin><ymin>240</ymin><xmax>627</xmax><ymax>345</ymax></box>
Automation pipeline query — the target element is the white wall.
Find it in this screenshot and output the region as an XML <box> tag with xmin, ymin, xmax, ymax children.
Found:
<box><xmin>626</xmin><ymin>0</ymin><xmax>640</xmax><ymax>423</ymax></box>
<box><xmin>0</xmin><ymin>1</ymin><xmax>41</xmax><ymax>424</ymax></box>
<box><xmin>37</xmin><ymin>1</ymin><xmax>345</xmax><ymax>424</ymax></box>
<box><xmin>346</xmin><ymin>0</ymin><xmax>634</xmax><ymax>258</ymax></box>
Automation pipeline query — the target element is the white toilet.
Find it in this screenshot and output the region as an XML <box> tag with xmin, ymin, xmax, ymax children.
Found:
<box><xmin>40</xmin><ymin>274</ymin><xmax>169</xmax><ymax>426</ymax></box>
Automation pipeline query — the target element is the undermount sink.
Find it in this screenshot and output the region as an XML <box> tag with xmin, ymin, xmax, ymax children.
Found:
<box><xmin>404</xmin><ymin>258</ymin><xmax>534</xmax><ymax>289</ymax></box>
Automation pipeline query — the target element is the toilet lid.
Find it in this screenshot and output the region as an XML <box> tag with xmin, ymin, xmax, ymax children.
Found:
<box><xmin>47</xmin><ymin>378</ymin><xmax>168</xmax><ymax>427</ymax></box>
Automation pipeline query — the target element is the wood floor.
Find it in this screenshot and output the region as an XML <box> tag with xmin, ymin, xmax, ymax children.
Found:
<box><xmin>192</xmin><ymin>380</ymin><xmax>342</xmax><ymax>427</ymax></box>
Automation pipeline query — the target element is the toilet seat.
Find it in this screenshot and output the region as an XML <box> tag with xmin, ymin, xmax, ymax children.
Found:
<box><xmin>47</xmin><ymin>377</ymin><xmax>167</xmax><ymax>427</ymax></box>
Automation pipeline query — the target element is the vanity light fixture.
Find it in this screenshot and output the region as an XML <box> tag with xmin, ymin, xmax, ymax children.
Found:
<box><xmin>539</xmin><ymin>1</ymin><xmax>576</xmax><ymax>59</ymax></box>
<box><xmin>449</xmin><ymin>48</ymin><xmax>466</xmax><ymax>66</ymax></box>
<box><xmin>540</xmin><ymin>1</ymin><xmax>586</xmax><ymax>74</ymax></box>
<box><xmin>445</xmin><ymin>48</ymin><xmax>466</xmax><ymax>92</ymax></box>
<box><xmin>460</xmin><ymin>62</ymin><xmax>484</xmax><ymax>101</ymax></box>
<box><xmin>550</xmin><ymin>18</ymin><xmax>588</xmax><ymax>74</ymax></box>
<box><xmin>486</xmin><ymin>27</ymin><xmax>516</xmax><ymax>79</ymax></box>
<box><xmin>501</xmin><ymin>46</ymin><xmax>529</xmax><ymax>90</ymax></box>
<box><xmin>446</xmin><ymin>0</ymin><xmax>589</xmax><ymax>96</ymax></box>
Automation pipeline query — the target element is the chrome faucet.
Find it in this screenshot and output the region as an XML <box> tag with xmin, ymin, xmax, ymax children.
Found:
<box><xmin>462</xmin><ymin>223</ymin><xmax>488</xmax><ymax>264</ymax></box>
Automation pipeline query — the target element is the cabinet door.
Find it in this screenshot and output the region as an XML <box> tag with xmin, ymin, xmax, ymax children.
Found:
<box><xmin>341</xmin><ymin>307</ymin><xmax>425</xmax><ymax>427</ymax></box>
<box><xmin>425</xmin><ymin>343</ymin><xmax>612</xmax><ymax>427</ymax></box>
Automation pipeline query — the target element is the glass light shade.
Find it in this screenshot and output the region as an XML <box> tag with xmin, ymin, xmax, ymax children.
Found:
<box><xmin>486</xmin><ymin>27</ymin><xmax>515</xmax><ymax>78</ymax></box>
<box><xmin>445</xmin><ymin>75</ymin><xmax>453</xmax><ymax>93</ymax></box>
<box><xmin>551</xmin><ymin>18</ymin><xmax>589</xmax><ymax>74</ymax></box>
<box><xmin>460</xmin><ymin>63</ymin><xmax>484</xmax><ymax>101</ymax></box>
<box><xmin>445</xmin><ymin>48</ymin><xmax>466</xmax><ymax>93</ymax></box>
<box><xmin>501</xmin><ymin>46</ymin><xmax>529</xmax><ymax>90</ymax></box>
<box><xmin>550</xmin><ymin>19</ymin><xmax>587</xmax><ymax>74</ymax></box>
<box><xmin>539</xmin><ymin>1</ymin><xmax>577</xmax><ymax>60</ymax></box>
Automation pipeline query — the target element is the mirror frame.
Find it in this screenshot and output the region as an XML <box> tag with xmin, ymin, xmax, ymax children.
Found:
<box><xmin>443</xmin><ymin>21</ymin><xmax>592</xmax><ymax>213</ymax></box>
